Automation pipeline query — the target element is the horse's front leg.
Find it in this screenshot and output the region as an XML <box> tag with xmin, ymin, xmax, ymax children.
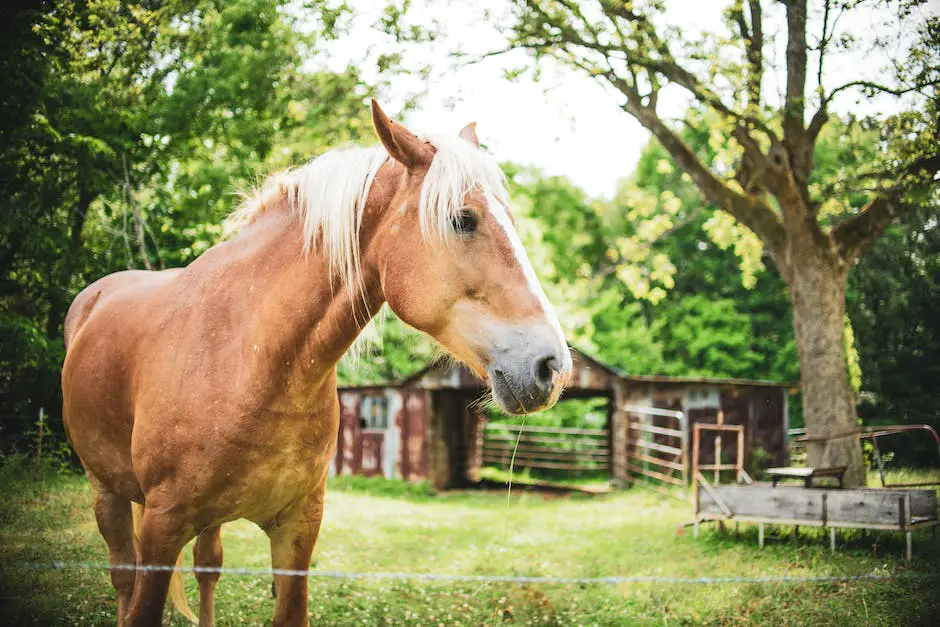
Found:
<box><xmin>264</xmin><ymin>482</ymin><xmax>327</xmax><ymax>627</ymax></box>
<box><xmin>124</xmin><ymin>505</ymin><xmax>192</xmax><ymax>626</ymax></box>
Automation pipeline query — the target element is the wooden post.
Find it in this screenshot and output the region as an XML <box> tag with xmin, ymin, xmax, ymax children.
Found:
<box><xmin>830</xmin><ymin>528</ymin><xmax>836</xmax><ymax>553</ymax></box>
<box><xmin>905</xmin><ymin>493</ymin><xmax>912</xmax><ymax>563</ymax></box>
<box><xmin>692</xmin><ymin>425</ymin><xmax>701</xmax><ymax>518</ymax></box>
<box><xmin>872</xmin><ymin>436</ymin><xmax>887</xmax><ymax>488</ymax></box>
<box><xmin>36</xmin><ymin>407</ymin><xmax>44</xmax><ymax>463</ymax></box>
<box><xmin>680</xmin><ymin>412</ymin><xmax>689</xmax><ymax>487</ymax></box>
<box><xmin>758</xmin><ymin>522</ymin><xmax>764</xmax><ymax>548</ymax></box>
<box><xmin>714</xmin><ymin>409</ymin><xmax>724</xmax><ymax>484</ymax></box>
<box><xmin>736</xmin><ymin>425</ymin><xmax>744</xmax><ymax>482</ymax></box>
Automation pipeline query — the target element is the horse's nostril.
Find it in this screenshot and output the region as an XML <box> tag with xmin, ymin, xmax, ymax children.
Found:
<box><xmin>536</xmin><ymin>355</ymin><xmax>557</xmax><ymax>388</ymax></box>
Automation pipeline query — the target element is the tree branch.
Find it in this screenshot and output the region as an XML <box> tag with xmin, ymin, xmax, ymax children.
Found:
<box><xmin>625</xmin><ymin>102</ymin><xmax>787</xmax><ymax>262</ymax></box>
<box><xmin>783</xmin><ymin>0</ymin><xmax>811</xmax><ymax>188</ymax></box>
<box><xmin>731</xmin><ymin>0</ymin><xmax>763</xmax><ymax>112</ymax></box>
<box><xmin>810</xmin><ymin>78</ymin><xmax>940</xmax><ymax>145</ymax></box>
<box><xmin>832</xmin><ymin>151</ymin><xmax>940</xmax><ymax>263</ymax></box>
<box><xmin>825</xmin><ymin>78</ymin><xmax>940</xmax><ymax>103</ymax></box>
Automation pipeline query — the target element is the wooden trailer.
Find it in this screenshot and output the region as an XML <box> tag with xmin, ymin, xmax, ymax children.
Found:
<box><xmin>691</xmin><ymin>424</ymin><xmax>939</xmax><ymax>561</ymax></box>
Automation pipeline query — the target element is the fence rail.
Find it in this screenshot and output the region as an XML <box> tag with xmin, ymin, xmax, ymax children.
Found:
<box><xmin>483</xmin><ymin>423</ymin><xmax>609</xmax><ymax>475</ymax></box>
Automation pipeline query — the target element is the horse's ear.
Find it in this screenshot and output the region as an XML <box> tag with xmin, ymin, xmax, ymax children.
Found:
<box><xmin>458</xmin><ymin>122</ymin><xmax>479</xmax><ymax>148</ymax></box>
<box><xmin>370</xmin><ymin>99</ymin><xmax>433</xmax><ymax>170</ymax></box>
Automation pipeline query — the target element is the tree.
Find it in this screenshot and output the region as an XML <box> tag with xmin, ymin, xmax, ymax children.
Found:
<box><xmin>502</xmin><ymin>0</ymin><xmax>940</xmax><ymax>486</ymax></box>
<box><xmin>0</xmin><ymin>0</ymin><xmax>378</xmax><ymax>443</ymax></box>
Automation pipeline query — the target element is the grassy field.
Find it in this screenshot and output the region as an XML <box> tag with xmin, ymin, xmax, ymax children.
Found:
<box><xmin>1</xmin><ymin>460</ymin><xmax>938</xmax><ymax>626</ymax></box>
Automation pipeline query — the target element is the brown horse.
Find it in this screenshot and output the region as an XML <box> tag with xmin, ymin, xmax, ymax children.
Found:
<box><xmin>61</xmin><ymin>100</ymin><xmax>572</xmax><ymax>626</ymax></box>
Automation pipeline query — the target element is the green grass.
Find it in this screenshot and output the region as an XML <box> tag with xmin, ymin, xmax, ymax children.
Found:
<box><xmin>1</xmin><ymin>458</ymin><xmax>938</xmax><ymax>626</ymax></box>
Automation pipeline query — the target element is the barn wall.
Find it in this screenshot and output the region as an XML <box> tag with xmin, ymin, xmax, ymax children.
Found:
<box><xmin>745</xmin><ymin>386</ymin><xmax>787</xmax><ymax>467</ymax></box>
<box><xmin>399</xmin><ymin>386</ymin><xmax>430</xmax><ymax>481</ymax></box>
<box><xmin>685</xmin><ymin>386</ymin><xmax>787</xmax><ymax>471</ymax></box>
<box><xmin>465</xmin><ymin>401</ymin><xmax>485</xmax><ymax>482</ymax></box>
<box><xmin>333</xmin><ymin>388</ymin><xmax>404</xmax><ymax>480</ymax></box>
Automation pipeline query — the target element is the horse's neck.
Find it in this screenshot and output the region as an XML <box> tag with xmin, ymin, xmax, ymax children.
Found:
<box><xmin>232</xmin><ymin>201</ymin><xmax>384</xmax><ymax>408</ymax></box>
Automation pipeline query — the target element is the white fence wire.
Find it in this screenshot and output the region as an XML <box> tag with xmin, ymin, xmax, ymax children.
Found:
<box><xmin>9</xmin><ymin>561</ymin><xmax>937</xmax><ymax>586</ymax></box>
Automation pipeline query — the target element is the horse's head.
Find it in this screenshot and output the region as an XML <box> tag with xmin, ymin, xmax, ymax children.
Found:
<box><xmin>368</xmin><ymin>100</ymin><xmax>572</xmax><ymax>414</ymax></box>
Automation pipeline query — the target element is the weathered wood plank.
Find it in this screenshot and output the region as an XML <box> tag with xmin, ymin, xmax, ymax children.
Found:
<box><xmin>627</xmin><ymin>439</ymin><xmax>683</xmax><ymax>456</ymax></box>
<box><xmin>626</xmin><ymin>423</ymin><xmax>684</xmax><ymax>438</ymax></box>
<box><xmin>697</xmin><ymin>485</ymin><xmax>938</xmax><ymax>528</ymax></box>
<box><xmin>624</xmin><ymin>451</ymin><xmax>685</xmax><ymax>472</ymax></box>
<box><xmin>699</xmin><ymin>485</ymin><xmax>825</xmax><ymax>521</ymax></box>
<box><xmin>625</xmin><ymin>462</ymin><xmax>684</xmax><ymax>486</ymax></box>
<box><xmin>696</xmin><ymin>472</ymin><xmax>732</xmax><ymax>517</ymax></box>
<box><xmin>765</xmin><ymin>467</ymin><xmax>816</xmax><ymax>478</ymax></box>
<box><xmin>841</xmin><ymin>488</ymin><xmax>937</xmax><ymax>519</ymax></box>
<box><xmin>826</xmin><ymin>490</ymin><xmax>925</xmax><ymax>526</ymax></box>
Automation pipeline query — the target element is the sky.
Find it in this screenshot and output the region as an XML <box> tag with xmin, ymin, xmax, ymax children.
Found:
<box><xmin>313</xmin><ymin>1</ymin><xmax>935</xmax><ymax>199</ymax></box>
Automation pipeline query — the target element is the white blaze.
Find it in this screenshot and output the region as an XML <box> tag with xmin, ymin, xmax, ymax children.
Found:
<box><xmin>485</xmin><ymin>193</ymin><xmax>567</xmax><ymax>349</ymax></box>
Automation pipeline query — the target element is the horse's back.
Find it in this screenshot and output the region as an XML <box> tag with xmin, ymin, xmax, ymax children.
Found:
<box><xmin>64</xmin><ymin>269</ymin><xmax>182</xmax><ymax>351</ymax></box>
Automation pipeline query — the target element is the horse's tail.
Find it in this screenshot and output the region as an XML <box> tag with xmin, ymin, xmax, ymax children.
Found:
<box><xmin>131</xmin><ymin>502</ymin><xmax>197</xmax><ymax>624</ymax></box>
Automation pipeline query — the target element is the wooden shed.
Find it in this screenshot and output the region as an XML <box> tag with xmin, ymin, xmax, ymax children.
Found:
<box><xmin>332</xmin><ymin>348</ymin><xmax>795</xmax><ymax>489</ymax></box>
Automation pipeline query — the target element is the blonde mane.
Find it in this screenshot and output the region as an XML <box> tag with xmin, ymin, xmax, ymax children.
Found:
<box><xmin>226</xmin><ymin>133</ymin><xmax>510</xmax><ymax>294</ymax></box>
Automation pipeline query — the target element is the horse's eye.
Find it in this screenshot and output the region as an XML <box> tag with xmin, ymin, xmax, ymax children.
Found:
<box><xmin>452</xmin><ymin>211</ymin><xmax>478</xmax><ymax>235</ymax></box>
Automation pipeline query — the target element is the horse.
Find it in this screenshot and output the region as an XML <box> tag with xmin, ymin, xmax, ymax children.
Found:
<box><xmin>61</xmin><ymin>99</ymin><xmax>572</xmax><ymax>626</ymax></box>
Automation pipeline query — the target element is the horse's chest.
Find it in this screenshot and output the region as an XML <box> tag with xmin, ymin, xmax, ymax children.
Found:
<box><xmin>186</xmin><ymin>437</ymin><xmax>325</xmax><ymax>527</ymax></box>
<box><xmin>141</xmin><ymin>408</ymin><xmax>337</xmax><ymax>526</ymax></box>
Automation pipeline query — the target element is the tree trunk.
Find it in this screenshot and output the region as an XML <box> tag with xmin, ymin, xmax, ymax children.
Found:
<box><xmin>45</xmin><ymin>186</ymin><xmax>95</xmax><ymax>338</ymax></box>
<box><xmin>787</xmin><ymin>246</ymin><xmax>866</xmax><ymax>487</ymax></box>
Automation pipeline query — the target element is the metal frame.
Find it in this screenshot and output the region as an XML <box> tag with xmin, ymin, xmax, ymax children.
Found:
<box><xmin>791</xmin><ymin>423</ymin><xmax>940</xmax><ymax>488</ymax></box>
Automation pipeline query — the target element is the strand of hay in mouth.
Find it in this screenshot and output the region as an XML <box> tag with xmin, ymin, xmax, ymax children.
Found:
<box><xmin>506</xmin><ymin>414</ymin><xmax>527</xmax><ymax>505</ymax></box>
<box><xmin>501</xmin><ymin>372</ymin><xmax>530</xmax><ymax>506</ymax></box>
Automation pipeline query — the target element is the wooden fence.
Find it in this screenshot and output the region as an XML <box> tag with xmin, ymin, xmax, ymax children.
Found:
<box><xmin>482</xmin><ymin>423</ymin><xmax>609</xmax><ymax>476</ymax></box>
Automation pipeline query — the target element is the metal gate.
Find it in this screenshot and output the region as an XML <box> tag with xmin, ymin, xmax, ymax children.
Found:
<box><xmin>482</xmin><ymin>423</ymin><xmax>609</xmax><ymax>476</ymax></box>
<box><xmin>623</xmin><ymin>405</ymin><xmax>688</xmax><ymax>487</ymax></box>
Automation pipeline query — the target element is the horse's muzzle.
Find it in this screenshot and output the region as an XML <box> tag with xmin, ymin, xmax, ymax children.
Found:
<box><xmin>486</xmin><ymin>334</ymin><xmax>571</xmax><ymax>414</ymax></box>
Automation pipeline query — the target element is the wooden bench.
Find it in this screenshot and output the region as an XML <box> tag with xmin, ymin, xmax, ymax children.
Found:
<box><xmin>765</xmin><ymin>466</ymin><xmax>847</xmax><ymax>488</ymax></box>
